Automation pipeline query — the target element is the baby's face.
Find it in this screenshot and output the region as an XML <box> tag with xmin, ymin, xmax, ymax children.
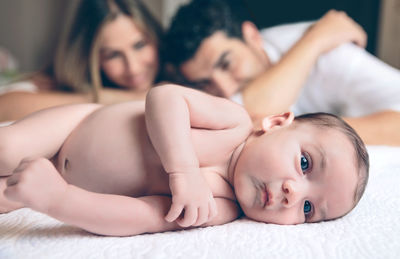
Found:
<box><xmin>233</xmin><ymin>122</ymin><xmax>358</xmax><ymax>224</ymax></box>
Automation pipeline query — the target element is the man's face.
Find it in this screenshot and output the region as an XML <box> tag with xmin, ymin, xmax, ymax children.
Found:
<box><xmin>180</xmin><ymin>31</ymin><xmax>269</xmax><ymax>98</ymax></box>
<box><xmin>233</xmin><ymin>122</ymin><xmax>358</xmax><ymax>225</ymax></box>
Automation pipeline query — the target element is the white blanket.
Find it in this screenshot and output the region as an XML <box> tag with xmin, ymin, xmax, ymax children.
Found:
<box><xmin>1</xmin><ymin>146</ymin><xmax>400</xmax><ymax>259</ymax></box>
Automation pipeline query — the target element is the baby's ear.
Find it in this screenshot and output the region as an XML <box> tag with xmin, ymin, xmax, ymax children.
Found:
<box><xmin>261</xmin><ymin>112</ymin><xmax>294</xmax><ymax>132</ymax></box>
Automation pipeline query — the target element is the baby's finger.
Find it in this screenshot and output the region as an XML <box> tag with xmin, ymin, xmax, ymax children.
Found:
<box><xmin>177</xmin><ymin>206</ymin><xmax>197</xmax><ymax>227</ymax></box>
<box><xmin>193</xmin><ymin>206</ymin><xmax>208</xmax><ymax>226</ymax></box>
<box><xmin>165</xmin><ymin>203</ymin><xmax>184</xmax><ymax>222</ymax></box>
<box><xmin>208</xmin><ymin>198</ymin><xmax>218</xmax><ymax>220</ymax></box>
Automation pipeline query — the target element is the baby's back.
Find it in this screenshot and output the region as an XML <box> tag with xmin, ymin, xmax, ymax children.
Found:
<box><xmin>56</xmin><ymin>101</ymin><xmax>170</xmax><ymax>197</ymax></box>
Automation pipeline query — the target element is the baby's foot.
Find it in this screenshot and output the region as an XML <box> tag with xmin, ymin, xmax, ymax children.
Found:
<box><xmin>0</xmin><ymin>176</ymin><xmax>23</xmax><ymax>213</ymax></box>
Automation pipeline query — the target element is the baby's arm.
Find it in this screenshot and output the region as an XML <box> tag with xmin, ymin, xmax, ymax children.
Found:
<box><xmin>50</xmin><ymin>193</ymin><xmax>240</xmax><ymax>236</ymax></box>
<box><xmin>0</xmin><ymin>103</ymin><xmax>100</xmax><ymax>176</ymax></box>
<box><xmin>4</xmin><ymin>158</ymin><xmax>240</xmax><ymax>236</ymax></box>
<box><xmin>145</xmin><ymin>84</ymin><xmax>252</xmax><ymax>227</ymax></box>
<box><xmin>243</xmin><ymin>10</ymin><xmax>367</xmax><ymax>119</ymax></box>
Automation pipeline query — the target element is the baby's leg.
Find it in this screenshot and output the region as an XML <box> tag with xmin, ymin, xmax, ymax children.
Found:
<box><xmin>0</xmin><ymin>103</ymin><xmax>101</xmax><ymax>176</ymax></box>
<box><xmin>0</xmin><ymin>176</ymin><xmax>23</xmax><ymax>213</ymax></box>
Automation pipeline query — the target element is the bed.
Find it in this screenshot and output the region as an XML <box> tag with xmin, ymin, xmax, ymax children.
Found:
<box><xmin>1</xmin><ymin>145</ymin><xmax>399</xmax><ymax>259</ymax></box>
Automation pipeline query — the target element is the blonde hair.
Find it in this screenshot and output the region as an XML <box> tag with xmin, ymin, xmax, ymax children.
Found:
<box><xmin>52</xmin><ymin>0</ymin><xmax>163</xmax><ymax>101</ymax></box>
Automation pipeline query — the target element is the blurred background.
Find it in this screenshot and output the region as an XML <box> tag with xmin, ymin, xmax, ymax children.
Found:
<box><xmin>0</xmin><ymin>0</ymin><xmax>398</xmax><ymax>76</ymax></box>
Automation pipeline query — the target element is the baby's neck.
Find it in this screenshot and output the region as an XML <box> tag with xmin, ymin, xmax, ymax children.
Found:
<box><xmin>226</xmin><ymin>141</ymin><xmax>246</xmax><ymax>188</ymax></box>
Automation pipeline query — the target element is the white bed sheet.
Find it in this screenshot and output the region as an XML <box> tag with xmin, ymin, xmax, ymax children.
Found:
<box><xmin>1</xmin><ymin>146</ymin><xmax>399</xmax><ymax>259</ymax></box>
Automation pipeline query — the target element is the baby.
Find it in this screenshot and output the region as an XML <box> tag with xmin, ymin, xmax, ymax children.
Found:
<box><xmin>0</xmin><ymin>84</ymin><xmax>369</xmax><ymax>236</ymax></box>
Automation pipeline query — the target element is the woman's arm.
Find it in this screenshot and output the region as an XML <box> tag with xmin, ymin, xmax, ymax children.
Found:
<box><xmin>242</xmin><ymin>10</ymin><xmax>367</xmax><ymax>120</ymax></box>
<box><xmin>0</xmin><ymin>91</ymin><xmax>91</xmax><ymax>122</ymax></box>
<box><xmin>0</xmin><ymin>88</ymin><xmax>147</xmax><ymax>122</ymax></box>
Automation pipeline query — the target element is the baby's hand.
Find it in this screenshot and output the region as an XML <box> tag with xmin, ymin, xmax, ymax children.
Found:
<box><xmin>166</xmin><ymin>171</ymin><xmax>217</xmax><ymax>227</ymax></box>
<box><xmin>4</xmin><ymin>158</ymin><xmax>68</xmax><ymax>214</ymax></box>
<box><xmin>305</xmin><ymin>10</ymin><xmax>367</xmax><ymax>54</ymax></box>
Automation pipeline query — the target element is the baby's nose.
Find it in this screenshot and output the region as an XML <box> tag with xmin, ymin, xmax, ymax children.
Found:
<box><xmin>281</xmin><ymin>179</ymin><xmax>303</xmax><ymax>208</ymax></box>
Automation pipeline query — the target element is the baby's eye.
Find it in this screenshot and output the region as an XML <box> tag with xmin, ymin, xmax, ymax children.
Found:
<box><xmin>300</xmin><ymin>154</ymin><xmax>310</xmax><ymax>173</ymax></box>
<box><xmin>304</xmin><ymin>200</ymin><xmax>314</xmax><ymax>220</ymax></box>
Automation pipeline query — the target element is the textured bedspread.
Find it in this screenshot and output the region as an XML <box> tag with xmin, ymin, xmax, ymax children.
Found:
<box><xmin>1</xmin><ymin>146</ymin><xmax>399</xmax><ymax>259</ymax></box>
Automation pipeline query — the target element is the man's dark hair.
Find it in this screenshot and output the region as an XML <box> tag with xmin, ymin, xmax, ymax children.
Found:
<box><xmin>165</xmin><ymin>0</ymin><xmax>249</xmax><ymax>68</ymax></box>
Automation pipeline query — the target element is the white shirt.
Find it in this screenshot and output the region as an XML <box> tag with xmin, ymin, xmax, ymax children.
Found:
<box><xmin>232</xmin><ymin>22</ymin><xmax>400</xmax><ymax>117</ymax></box>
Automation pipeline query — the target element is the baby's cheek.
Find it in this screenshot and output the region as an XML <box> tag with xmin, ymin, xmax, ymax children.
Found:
<box><xmin>235</xmin><ymin>175</ymin><xmax>253</xmax><ymax>205</ymax></box>
<box><xmin>265</xmin><ymin>208</ymin><xmax>302</xmax><ymax>225</ymax></box>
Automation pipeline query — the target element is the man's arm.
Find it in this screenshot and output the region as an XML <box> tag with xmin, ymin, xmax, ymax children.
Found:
<box><xmin>344</xmin><ymin>111</ymin><xmax>400</xmax><ymax>146</ymax></box>
<box><xmin>242</xmin><ymin>10</ymin><xmax>366</xmax><ymax>120</ymax></box>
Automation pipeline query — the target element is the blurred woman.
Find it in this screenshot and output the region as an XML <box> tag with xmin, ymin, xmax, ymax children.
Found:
<box><xmin>0</xmin><ymin>0</ymin><xmax>163</xmax><ymax>121</ymax></box>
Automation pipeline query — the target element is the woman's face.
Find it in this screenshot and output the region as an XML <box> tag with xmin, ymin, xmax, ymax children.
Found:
<box><xmin>99</xmin><ymin>15</ymin><xmax>159</xmax><ymax>92</ymax></box>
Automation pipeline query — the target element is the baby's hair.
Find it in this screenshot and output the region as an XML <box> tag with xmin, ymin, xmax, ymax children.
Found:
<box><xmin>294</xmin><ymin>113</ymin><xmax>369</xmax><ymax>211</ymax></box>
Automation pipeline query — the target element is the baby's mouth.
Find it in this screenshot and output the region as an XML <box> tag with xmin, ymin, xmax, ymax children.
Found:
<box><xmin>263</xmin><ymin>184</ymin><xmax>272</xmax><ymax>208</ymax></box>
<box><xmin>252</xmin><ymin>177</ymin><xmax>272</xmax><ymax>208</ymax></box>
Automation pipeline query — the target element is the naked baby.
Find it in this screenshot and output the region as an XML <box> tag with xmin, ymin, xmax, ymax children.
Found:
<box><xmin>0</xmin><ymin>84</ymin><xmax>369</xmax><ymax>236</ymax></box>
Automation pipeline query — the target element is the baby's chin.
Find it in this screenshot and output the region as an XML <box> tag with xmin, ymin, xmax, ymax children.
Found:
<box><xmin>250</xmin><ymin>217</ymin><xmax>301</xmax><ymax>225</ymax></box>
<box><xmin>242</xmin><ymin>209</ymin><xmax>305</xmax><ymax>225</ymax></box>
